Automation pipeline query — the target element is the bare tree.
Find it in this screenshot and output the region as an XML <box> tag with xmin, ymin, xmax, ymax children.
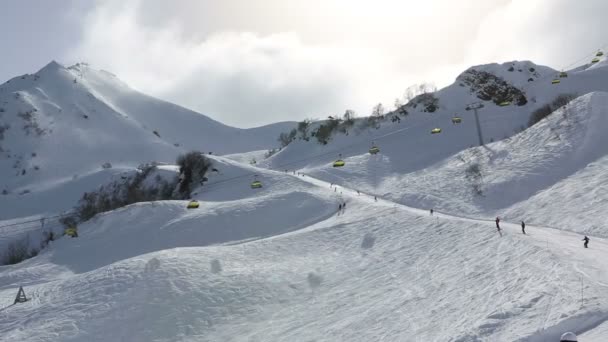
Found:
<box><xmin>372</xmin><ymin>103</ymin><xmax>384</xmax><ymax>118</ymax></box>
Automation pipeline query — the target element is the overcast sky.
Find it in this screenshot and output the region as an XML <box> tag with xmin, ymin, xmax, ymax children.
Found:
<box><xmin>1</xmin><ymin>0</ymin><xmax>607</xmax><ymax>128</ymax></box>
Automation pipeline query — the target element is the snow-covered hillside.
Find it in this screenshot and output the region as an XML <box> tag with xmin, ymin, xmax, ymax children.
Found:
<box><xmin>3</xmin><ymin>164</ymin><xmax>608</xmax><ymax>341</ymax></box>
<box><xmin>264</xmin><ymin>58</ymin><xmax>608</xmax><ymax>235</ymax></box>
<box><xmin>0</xmin><ymin>62</ymin><xmax>292</xmax><ymax>218</ymax></box>
<box><xmin>291</xmin><ymin>91</ymin><xmax>608</xmax><ymax>240</ymax></box>
<box><xmin>266</xmin><ymin>58</ymin><xmax>608</xmax><ymax>175</ymax></box>
<box><xmin>4</xmin><ymin>54</ymin><xmax>608</xmax><ymax>341</ymax></box>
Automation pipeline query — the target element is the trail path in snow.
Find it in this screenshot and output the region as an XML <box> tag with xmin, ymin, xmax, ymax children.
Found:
<box><xmin>291</xmin><ymin>171</ymin><xmax>608</xmax><ymax>338</ymax></box>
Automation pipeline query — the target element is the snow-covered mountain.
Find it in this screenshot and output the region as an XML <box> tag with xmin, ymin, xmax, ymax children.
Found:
<box><xmin>266</xmin><ymin>58</ymin><xmax>608</xmax><ymax>174</ymax></box>
<box><xmin>0</xmin><ymin>61</ymin><xmax>292</xmax><ymax>218</ymax></box>
<box><xmin>3</xmin><ymin>54</ymin><xmax>608</xmax><ymax>341</ymax></box>
<box><xmin>265</xmin><ymin>58</ymin><xmax>608</xmax><ymax>231</ymax></box>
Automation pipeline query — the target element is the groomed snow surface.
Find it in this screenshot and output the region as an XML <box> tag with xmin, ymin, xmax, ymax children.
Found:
<box><xmin>2</xmin><ymin>163</ymin><xmax>608</xmax><ymax>341</ymax></box>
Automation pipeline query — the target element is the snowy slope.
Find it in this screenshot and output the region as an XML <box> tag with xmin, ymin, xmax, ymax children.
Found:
<box><xmin>2</xmin><ymin>169</ymin><xmax>608</xmax><ymax>341</ymax></box>
<box><xmin>265</xmin><ymin>58</ymin><xmax>608</xmax><ymax>175</ymax></box>
<box><xmin>262</xmin><ymin>58</ymin><xmax>608</xmax><ymax>237</ymax></box>
<box><xmin>0</xmin><ymin>62</ymin><xmax>292</xmax><ymax>218</ymax></box>
<box><xmin>377</xmin><ymin>92</ymin><xmax>608</xmax><ymax>214</ymax></box>
<box><xmin>288</xmin><ymin>92</ymin><xmax>608</xmax><ymax>240</ymax></box>
<box><xmin>4</xmin><ymin>56</ymin><xmax>608</xmax><ymax>341</ymax></box>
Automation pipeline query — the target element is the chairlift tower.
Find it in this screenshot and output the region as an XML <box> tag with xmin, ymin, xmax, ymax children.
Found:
<box><xmin>466</xmin><ymin>101</ymin><xmax>485</xmax><ymax>146</ymax></box>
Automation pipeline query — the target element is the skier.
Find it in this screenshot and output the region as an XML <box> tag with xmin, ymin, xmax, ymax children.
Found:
<box><xmin>338</xmin><ymin>204</ymin><xmax>342</xmax><ymax>212</ymax></box>
<box><xmin>521</xmin><ymin>220</ymin><xmax>526</xmax><ymax>235</ymax></box>
<box><xmin>583</xmin><ymin>235</ymin><xmax>590</xmax><ymax>248</ymax></box>
<box><xmin>495</xmin><ymin>217</ymin><xmax>500</xmax><ymax>229</ymax></box>
<box><xmin>560</xmin><ymin>332</ymin><xmax>577</xmax><ymax>342</ymax></box>
<box><xmin>430</xmin><ymin>209</ymin><xmax>434</xmax><ymax>216</ymax></box>
<box><xmin>342</xmin><ymin>202</ymin><xmax>346</xmax><ymax>211</ymax></box>
<box><xmin>357</xmin><ymin>190</ymin><xmax>360</xmax><ymax>195</ymax></box>
<box><xmin>374</xmin><ymin>196</ymin><xmax>377</xmax><ymax>202</ymax></box>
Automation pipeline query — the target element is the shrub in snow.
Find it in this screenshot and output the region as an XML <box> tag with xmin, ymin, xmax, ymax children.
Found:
<box><xmin>342</xmin><ymin>109</ymin><xmax>356</xmax><ymax>126</ymax></box>
<box><xmin>1</xmin><ymin>235</ymin><xmax>38</xmax><ymax>266</ymax></box>
<box><xmin>101</xmin><ymin>162</ymin><xmax>112</xmax><ymax>169</ymax></box>
<box><xmin>264</xmin><ymin>148</ymin><xmax>278</xmax><ymax>159</ymax></box>
<box><xmin>297</xmin><ymin>119</ymin><xmax>311</xmax><ymax>139</ymax></box>
<box><xmin>528</xmin><ymin>94</ymin><xmax>577</xmax><ymax>127</ymax></box>
<box><xmin>176</xmin><ymin>151</ymin><xmax>212</xmax><ymax>198</ymax></box>
<box><xmin>73</xmin><ymin>164</ymin><xmax>179</xmax><ymax>222</ymax></box>
<box><xmin>407</xmin><ymin>92</ymin><xmax>439</xmax><ymax>113</ymax></box>
<box><xmin>312</xmin><ymin>117</ymin><xmax>340</xmax><ymax>144</ymax></box>
<box><xmin>278</xmin><ymin>128</ymin><xmax>297</xmax><ymax>147</ymax></box>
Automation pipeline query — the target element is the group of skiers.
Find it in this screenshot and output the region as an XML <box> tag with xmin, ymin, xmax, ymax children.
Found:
<box><xmin>425</xmin><ymin>209</ymin><xmax>591</xmax><ymax>249</ymax></box>
<box><xmin>495</xmin><ymin>216</ymin><xmax>590</xmax><ymax>248</ymax></box>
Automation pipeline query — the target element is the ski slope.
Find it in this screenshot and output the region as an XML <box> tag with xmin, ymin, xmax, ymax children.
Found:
<box><xmin>3</xmin><ymin>56</ymin><xmax>608</xmax><ymax>341</ymax></box>
<box><xmin>269</xmin><ymin>77</ymin><xmax>608</xmax><ymax>238</ymax></box>
<box><xmin>2</xmin><ymin>163</ymin><xmax>608</xmax><ymax>341</ymax></box>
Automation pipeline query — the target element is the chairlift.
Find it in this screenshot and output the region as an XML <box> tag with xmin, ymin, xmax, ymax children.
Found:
<box><xmin>250</xmin><ymin>175</ymin><xmax>263</xmax><ymax>189</ymax></box>
<box><xmin>333</xmin><ymin>154</ymin><xmax>345</xmax><ymax>167</ymax></box>
<box><xmin>187</xmin><ymin>200</ymin><xmax>200</xmax><ymax>209</ymax></box>
<box><xmin>368</xmin><ymin>142</ymin><xmax>380</xmax><ymax>155</ymax></box>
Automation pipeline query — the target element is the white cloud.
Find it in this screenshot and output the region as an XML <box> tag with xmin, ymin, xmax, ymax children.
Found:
<box><xmin>70</xmin><ymin>0</ymin><xmax>608</xmax><ymax>127</ymax></box>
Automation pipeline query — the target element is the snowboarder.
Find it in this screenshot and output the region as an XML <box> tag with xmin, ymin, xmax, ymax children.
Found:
<box><xmin>583</xmin><ymin>236</ymin><xmax>590</xmax><ymax>248</ymax></box>
<box><xmin>521</xmin><ymin>220</ymin><xmax>526</xmax><ymax>235</ymax></box>
<box><xmin>560</xmin><ymin>332</ymin><xmax>577</xmax><ymax>342</ymax></box>
<box><xmin>495</xmin><ymin>217</ymin><xmax>500</xmax><ymax>229</ymax></box>
<box><xmin>430</xmin><ymin>209</ymin><xmax>434</xmax><ymax>216</ymax></box>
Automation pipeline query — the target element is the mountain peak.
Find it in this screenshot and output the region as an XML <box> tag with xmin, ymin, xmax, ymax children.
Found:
<box><xmin>37</xmin><ymin>60</ymin><xmax>65</xmax><ymax>74</ymax></box>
